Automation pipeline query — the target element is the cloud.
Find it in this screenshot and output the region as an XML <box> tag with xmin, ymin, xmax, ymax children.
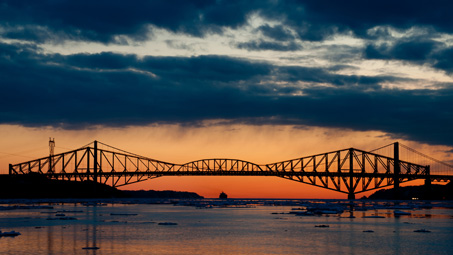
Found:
<box><xmin>2</xmin><ymin>0</ymin><xmax>452</xmax><ymax>44</ymax></box>
<box><xmin>275</xmin><ymin>65</ymin><xmax>408</xmax><ymax>88</ymax></box>
<box><xmin>0</xmin><ymin>0</ymin><xmax>258</xmax><ymax>43</ymax></box>
<box><xmin>1</xmin><ymin>42</ymin><xmax>452</xmax><ymax>147</ymax></box>
<box><xmin>2</xmin><ymin>0</ymin><xmax>452</xmax><ymax>78</ymax></box>
<box><xmin>364</xmin><ymin>38</ymin><xmax>442</xmax><ymax>61</ymax></box>
<box><xmin>364</xmin><ymin>35</ymin><xmax>453</xmax><ymax>75</ymax></box>
<box><xmin>279</xmin><ymin>0</ymin><xmax>453</xmax><ymax>38</ymax></box>
<box><xmin>433</xmin><ymin>47</ymin><xmax>453</xmax><ymax>74</ymax></box>
<box><xmin>236</xmin><ymin>40</ymin><xmax>302</xmax><ymax>51</ymax></box>
<box><xmin>258</xmin><ymin>25</ymin><xmax>297</xmax><ymax>41</ymax></box>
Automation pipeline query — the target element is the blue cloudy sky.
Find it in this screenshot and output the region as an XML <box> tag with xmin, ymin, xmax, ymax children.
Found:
<box><xmin>1</xmin><ymin>0</ymin><xmax>453</xmax><ymax>148</ymax></box>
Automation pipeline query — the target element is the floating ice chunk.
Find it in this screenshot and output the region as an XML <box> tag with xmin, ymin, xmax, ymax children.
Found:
<box><xmin>82</xmin><ymin>247</ymin><xmax>100</xmax><ymax>250</ymax></box>
<box><xmin>158</xmin><ymin>222</ymin><xmax>178</xmax><ymax>225</ymax></box>
<box><xmin>46</xmin><ymin>216</ymin><xmax>77</xmax><ymax>220</ymax></box>
<box><xmin>295</xmin><ymin>211</ymin><xmax>315</xmax><ymax>216</ymax></box>
<box><xmin>394</xmin><ymin>210</ymin><xmax>411</xmax><ymax>216</ymax></box>
<box><xmin>57</xmin><ymin>210</ymin><xmax>84</xmax><ymax>213</ymax></box>
<box><xmin>110</xmin><ymin>213</ymin><xmax>138</xmax><ymax>216</ymax></box>
<box><xmin>0</xmin><ymin>231</ymin><xmax>21</xmax><ymax>237</ymax></box>
<box><xmin>414</xmin><ymin>229</ymin><xmax>431</xmax><ymax>233</ymax></box>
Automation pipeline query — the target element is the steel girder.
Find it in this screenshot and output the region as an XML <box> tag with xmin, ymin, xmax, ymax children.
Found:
<box><xmin>265</xmin><ymin>148</ymin><xmax>428</xmax><ymax>195</ymax></box>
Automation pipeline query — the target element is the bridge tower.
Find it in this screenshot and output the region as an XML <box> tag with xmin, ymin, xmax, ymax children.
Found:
<box><xmin>393</xmin><ymin>142</ymin><xmax>400</xmax><ymax>199</ymax></box>
<box><xmin>348</xmin><ymin>148</ymin><xmax>355</xmax><ymax>199</ymax></box>
<box><xmin>93</xmin><ymin>140</ymin><xmax>98</xmax><ymax>183</ymax></box>
<box><xmin>49</xmin><ymin>138</ymin><xmax>55</xmax><ymax>173</ymax></box>
<box><xmin>86</xmin><ymin>140</ymin><xmax>99</xmax><ymax>183</ymax></box>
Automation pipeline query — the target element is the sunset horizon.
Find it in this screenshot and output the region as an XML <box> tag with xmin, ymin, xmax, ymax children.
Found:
<box><xmin>1</xmin><ymin>3</ymin><xmax>453</xmax><ymax>254</ymax></box>
<box><xmin>2</xmin><ymin>135</ymin><xmax>439</xmax><ymax>199</ymax></box>
<box><xmin>1</xmin><ymin>0</ymin><xmax>452</xmax><ymax>199</ymax></box>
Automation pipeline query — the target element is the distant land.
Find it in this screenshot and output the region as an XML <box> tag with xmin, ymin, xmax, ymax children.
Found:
<box><xmin>0</xmin><ymin>174</ymin><xmax>203</xmax><ymax>199</ymax></box>
<box><xmin>0</xmin><ymin>174</ymin><xmax>451</xmax><ymax>200</ymax></box>
<box><xmin>365</xmin><ymin>183</ymin><xmax>453</xmax><ymax>200</ymax></box>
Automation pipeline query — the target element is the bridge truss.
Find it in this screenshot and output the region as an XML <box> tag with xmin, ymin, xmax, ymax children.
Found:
<box><xmin>9</xmin><ymin>141</ymin><xmax>449</xmax><ymax>199</ymax></box>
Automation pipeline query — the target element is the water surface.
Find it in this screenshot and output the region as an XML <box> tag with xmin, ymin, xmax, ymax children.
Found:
<box><xmin>1</xmin><ymin>199</ymin><xmax>452</xmax><ymax>255</ymax></box>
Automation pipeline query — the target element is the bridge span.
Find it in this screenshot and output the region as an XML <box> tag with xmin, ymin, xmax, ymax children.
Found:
<box><xmin>9</xmin><ymin>141</ymin><xmax>453</xmax><ymax>199</ymax></box>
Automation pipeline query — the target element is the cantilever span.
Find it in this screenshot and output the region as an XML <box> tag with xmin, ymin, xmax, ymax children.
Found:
<box><xmin>178</xmin><ymin>159</ymin><xmax>265</xmax><ymax>175</ymax></box>
<box><xmin>9</xmin><ymin>141</ymin><xmax>452</xmax><ymax>199</ymax></box>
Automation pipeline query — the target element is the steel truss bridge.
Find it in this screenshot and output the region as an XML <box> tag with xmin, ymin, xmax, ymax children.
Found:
<box><xmin>9</xmin><ymin>141</ymin><xmax>453</xmax><ymax>199</ymax></box>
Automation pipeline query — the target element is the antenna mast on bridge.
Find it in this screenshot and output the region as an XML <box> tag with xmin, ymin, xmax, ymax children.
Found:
<box><xmin>49</xmin><ymin>138</ymin><xmax>55</xmax><ymax>156</ymax></box>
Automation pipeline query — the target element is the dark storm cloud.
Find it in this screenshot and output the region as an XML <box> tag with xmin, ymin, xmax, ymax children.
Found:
<box><xmin>2</xmin><ymin>0</ymin><xmax>452</xmax><ymax>43</ymax></box>
<box><xmin>278</xmin><ymin>0</ymin><xmax>453</xmax><ymax>39</ymax></box>
<box><xmin>236</xmin><ymin>40</ymin><xmax>302</xmax><ymax>51</ymax></box>
<box><xmin>0</xmin><ymin>0</ymin><xmax>258</xmax><ymax>42</ymax></box>
<box><xmin>433</xmin><ymin>47</ymin><xmax>453</xmax><ymax>74</ymax></box>
<box><xmin>1</xmin><ymin>1</ymin><xmax>453</xmax><ymax>147</ymax></box>
<box><xmin>1</xmin><ymin>42</ymin><xmax>452</xmax><ymax>146</ymax></box>
<box><xmin>258</xmin><ymin>25</ymin><xmax>296</xmax><ymax>42</ymax></box>
<box><xmin>364</xmin><ymin>38</ymin><xmax>453</xmax><ymax>74</ymax></box>
<box><xmin>2</xmin><ymin>0</ymin><xmax>451</xmax><ymax>72</ymax></box>
<box><xmin>277</xmin><ymin>87</ymin><xmax>453</xmax><ymax>146</ymax></box>
<box><xmin>275</xmin><ymin>65</ymin><xmax>406</xmax><ymax>88</ymax></box>
<box><xmin>364</xmin><ymin>38</ymin><xmax>443</xmax><ymax>61</ymax></box>
<box><xmin>139</xmin><ymin>55</ymin><xmax>272</xmax><ymax>83</ymax></box>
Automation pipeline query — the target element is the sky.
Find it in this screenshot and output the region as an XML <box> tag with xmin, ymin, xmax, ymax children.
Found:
<box><xmin>1</xmin><ymin>0</ymin><xmax>452</xmax><ymax>198</ymax></box>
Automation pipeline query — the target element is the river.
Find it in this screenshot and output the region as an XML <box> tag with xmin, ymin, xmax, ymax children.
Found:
<box><xmin>1</xmin><ymin>199</ymin><xmax>452</xmax><ymax>255</ymax></box>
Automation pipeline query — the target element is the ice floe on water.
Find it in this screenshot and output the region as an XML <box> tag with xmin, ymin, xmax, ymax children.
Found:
<box><xmin>393</xmin><ymin>210</ymin><xmax>411</xmax><ymax>216</ymax></box>
<box><xmin>46</xmin><ymin>216</ymin><xmax>77</xmax><ymax>220</ymax></box>
<box><xmin>82</xmin><ymin>246</ymin><xmax>99</xmax><ymax>250</ymax></box>
<box><xmin>57</xmin><ymin>210</ymin><xmax>83</xmax><ymax>213</ymax></box>
<box><xmin>294</xmin><ymin>211</ymin><xmax>315</xmax><ymax>216</ymax></box>
<box><xmin>0</xmin><ymin>230</ymin><xmax>21</xmax><ymax>237</ymax></box>
<box><xmin>110</xmin><ymin>213</ymin><xmax>138</xmax><ymax>216</ymax></box>
<box><xmin>413</xmin><ymin>229</ymin><xmax>431</xmax><ymax>233</ymax></box>
<box><xmin>0</xmin><ymin>205</ymin><xmax>54</xmax><ymax>211</ymax></box>
<box><xmin>158</xmin><ymin>222</ymin><xmax>178</xmax><ymax>225</ymax></box>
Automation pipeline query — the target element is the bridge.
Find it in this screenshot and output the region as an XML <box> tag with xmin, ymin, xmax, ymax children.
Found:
<box><xmin>9</xmin><ymin>141</ymin><xmax>453</xmax><ymax>199</ymax></box>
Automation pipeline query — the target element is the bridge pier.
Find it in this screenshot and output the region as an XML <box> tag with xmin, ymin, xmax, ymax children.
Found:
<box><xmin>348</xmin><ymin>193</ymin><xmax>355</xmax><ymax>200</ymax></box>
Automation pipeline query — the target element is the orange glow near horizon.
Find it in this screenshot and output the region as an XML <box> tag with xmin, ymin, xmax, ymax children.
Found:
<box><xmin>117</xmin><ymin>176</ymin><xmax>363</xmax><ymax>199</ymax></box>
<box><xmin>0</xmin><ymin>124</ymin><xmax>451</xmax><ymax>199</ymax></box>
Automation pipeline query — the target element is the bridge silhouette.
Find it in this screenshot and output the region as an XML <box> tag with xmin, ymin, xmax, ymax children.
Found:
<box><xmin>9</xmin><ymin>141</ymin><xmax>453</xmax><ymax>199</ymax></box>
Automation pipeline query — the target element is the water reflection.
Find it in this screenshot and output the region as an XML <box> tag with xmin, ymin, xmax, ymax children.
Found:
<box><xmin>83</xmin><ymin>205</ymin><xmax>98</xmax><ymax>254</ymax></box>
<box><xmin>46</xmin><ymin>225</ymin><xmax>53</xmax><ymax>254</ymax></box>
<box><xmin>0</xmin><ymin>199</ymin><xmax>452</xmax><ymax>255</ymax></box>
